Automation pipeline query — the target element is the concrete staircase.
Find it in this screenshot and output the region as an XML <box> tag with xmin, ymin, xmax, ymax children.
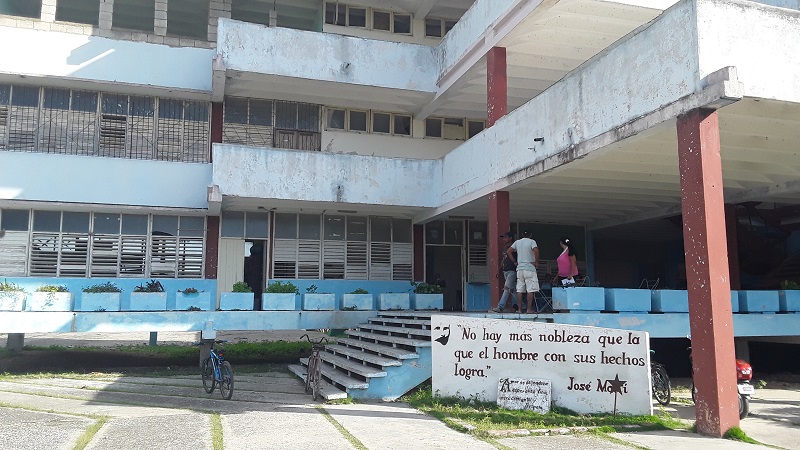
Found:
<box><xmin>288</xmin><ymin>311</ymin><xmax>433</xmax><ymax>401</ymax></box>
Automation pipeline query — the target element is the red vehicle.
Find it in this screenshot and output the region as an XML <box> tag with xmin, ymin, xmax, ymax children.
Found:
<box><xmin>690</xmin><ymin>347</ymin><xmax>754</xmax><ymax>419</ymax></box>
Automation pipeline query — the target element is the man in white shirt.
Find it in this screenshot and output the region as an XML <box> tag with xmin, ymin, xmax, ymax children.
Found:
<box><xmin>506</xmin><ymin>230</ymin><xmax>540</xmax><ymax>313</ymax></box>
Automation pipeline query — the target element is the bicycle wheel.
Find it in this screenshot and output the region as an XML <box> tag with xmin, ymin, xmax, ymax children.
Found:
<box><xmin>651</xmin><ymin>364</ymin><xmax>671</xmax><ymax>406</ymax></box>
<box><xmin>219</xmin><ymin>361</ymin><xmax>234</xmax><ymax>400</ymax></box>
<box><xmin>202</xmin><ymin>357</ymin><xmax>216</xmax><ymax>394</ymax></box>
<box><xmin>305</xmin><ymin>354</ymin><xmax>318</xmax><ymax>394</ymax></box>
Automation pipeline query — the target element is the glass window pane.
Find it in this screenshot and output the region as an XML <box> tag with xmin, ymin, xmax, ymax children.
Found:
<box><xmin>225</xmin><ymin>97</ymin><xmax>249</xmax><ymax>124</ymax></box>
<box><xmin>425</xmin><ymin>18</ymin><xmax>442</xmax><ymax>37</ymax></box>
<box><xmin>94</xmin><ymin>213</ymin><xmax>121</xmax><ymax>234</ymax></box>
<box><xmin>275</xmin><ymin>101</ymin><xmax>298</xmax><ymax>129</ymax></box>
<box><xmin>1</xmin><ymin>209</ymin><xmax>29</xmax><ymax>231</ymax></box>
<box><xmin>179</xmin><ymin>216</ymin><xmax>205</xmax><ymax>237</ymax></box>
<box><xmin>43</xmin><ymin>88</ymin><xmax>70</xmax><ymax>110</ymax></box>
<box><xmin>245</xmin><ymin>212</ymin><xmax>269</xmax><ymax>238</ymax></box>
<box><xmin>392</xmin><ymin>219</ymin><xmax>412</xmax><ymax>243</ymax></box>
<box><xmin>445</xmin><ymin>220</ymin><xmax>463</xmax><ymax>245</ymax></box>
<box><xmin>445</xmin><ymin>20</ymin><xmax>457</xmax><ymax>33</ymax></box>
<box><xmin>394</xmin><ymin>114</ymin><xmax>411</xmax><ymax>136</ymax></box>
<box><xmin>373</xmin><ymin>10</ymin><xmax>390</xmax><ymax>31</ymax></box>
<box><xmin>0</xmin><ymin>85</ymin><xmax>10</xmax><ymax>105</ymax></box>
<box><xmin>184</xmin><ymin>101</ymin><xmax>208</xmax><ymax>122</ymax></box>
<box><xmin>349</xmin><ymin>110</ymin><xmax>367</xmax><ymax>132</ymax></box>
<box><xmin>348</xmin><ymin>7</ymin><xmax>366</xmax><ymax>27</ymax></box>
<box><xmin>425</xmin><ymin>221</ymin><xmax>443</xmax><ymax>245</ymax></box>
<box><xmin>12</xmin><ymin>86</ymin><xmax>39</xmax><ymax>107</ymax></box>
<box><xmin>62</xmin><ymin>212</ymin><xmax>90</xmax><ymax>233</ymax></box>
<box><xmin>34</xmin><ymin>211</ymin><xmax>61</xmax><ymax>232</ymax></box>
<box><xmin>274</xmin><ymin>213</ymin><xmax>297</xmax><ymax>239</ymax></box>
<box><xmin>250</xmin><ymin>99</ymin><xmax>272</xmax><ymax>126</ymax></box>
<box><xmin>102</xmin><ymin>93</ymin><xmax>128</xmax><ymax>115</ymax></box>
<box><xmin>122</xmin><ymin>214</ymin><xmax>148</xmax><ymax>234</ymax></box>
<box><xmin>114</xmin><ymin>0</ymin><xmax>155</xmax><ymax>32</ymax></box>
<box><xmin>299</xmin><ymin>214</ymin><xmax>320</xmax><ymax>239</ymax></box>
<box><xmin>72</xmin><ymin>91</ymin><xmax>97</xmax><ymax>112</ymax></box>
<box><xmin>327</xmin><ymin>108</ymin><xmax>345</xmax><ymax>130</ymax></box>
<box><xmin>346</xmin><ymin>216</ymin><xmax>367</xmax><ymax>241</ymax></box>
<box><xmin>324</xmin><ymin>1</ymin><xmax>337</xmax><ymax>24</ymax></box>
<box><xmin>425</xmin><ymin>118</ymin><xmax>442</xmax><ymax>137</ymax></box>
<box><xmin>221</xmin><ymin>211</ymin><xmax>245</xmax><ymax>238</ymax></box>
<box><xmin>372</xmin><ymin>112</ymin><xmax>390</xmax><ymax>133</ymax></box>
<box><xmin>152</xmin><ymin>215</ymin><xmax>178</xmax><ymax>236</ymax></box>
<box><xmin>443</xmin><ymin>117</ymin><xmax>465</xmax><ymax>139</ymax></box>
<box><xmin>324</xmin><ymin>215</ymin><xmax>345</xmax><ymax>240</ymax></box>
<box><xmin>130</xmin><ymin>96</ymin><xmax>155</xmax><ymax>117</ymax></box>
<box><xmin>468</xmin><ymin>120</ymin><xmax>485</xmax><ymax>138</ymax></box>
<box><xmin>393</xmin><ymin>14</ymin><xmax>411</xmax><ymax>34</ymax></box>
<box><xmin>159</xmin><ymin>98</ymin><xmax>183</xmax><ymax>119</ymax></box>
<box><xmin>371</xmin><ymin>217</ymin><xmax>391</xmax><ymax>242</ymax></box>
<box><xmin>468</xmin><ymin>221</ymin><xmax>487</xmax><ymax>245</ymax></box>
<box><xmin>297</xmin><ymin>103</ymin><xmax>319</xmax><ymax>132</ymax></box>
<box><xmin>336</xmin><ymin>3</ymin><xmax>346</xmax><ymax>25</ymax></box>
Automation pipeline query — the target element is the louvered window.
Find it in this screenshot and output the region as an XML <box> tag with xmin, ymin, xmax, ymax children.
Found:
<box><xmin>0</xmin><ymin>208</ymin><xmax>29</xmax><ymax>276</ymax></box>
<box><xmin>0</xmin><ymin>85</ymin><xmax>9</xmax><ymax>148</ymax></box>
<box><xmin>467</xmin><ymin>221</ymin><xmax>489</xmax><ymax>283</ymax></box>
<box><xmin>8</xmin><ymin>85</ymin><xmax>39</xmax><ymax>150</ymax></box>
<box><xmin>223</xmin><ymin>98</ymin><xmax>273</xmax><ymax>147</ymax></box>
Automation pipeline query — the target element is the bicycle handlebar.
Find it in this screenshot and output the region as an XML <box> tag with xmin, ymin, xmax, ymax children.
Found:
<box><xmin>300</xmin><ymin>333</ymin><xmax>331</xmax><ymax>345</ymax></box>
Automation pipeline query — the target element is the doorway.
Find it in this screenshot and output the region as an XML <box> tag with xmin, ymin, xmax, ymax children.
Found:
<box><xmin>426</xmin><ymin>246</ymin><xmax>463</xmax><ymax>311</ymax></box>
<box><xmin>244</xmin><ymin>240</ymin><xmax>266</xmax><ymax>310</ymax></box>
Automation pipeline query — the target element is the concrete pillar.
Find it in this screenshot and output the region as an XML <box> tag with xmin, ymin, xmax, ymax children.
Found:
<box><xmin>413</xmin><ymin>225</ymin><xmax>424</xmax><ymax>281</ymax></box>
<box><xmin>725</xmin><ymin>204</ymin><xmax>741</xmax><ymax>290</ymax></box>
<box><xmin>41</xmin><ymin>0</ymin><xmax>57</xmax><ymax>22</ymax></box>
<box><xmin>677</xmin><ymin>108</ymin><xmax>739</xmax><ymax>437</ymax></box>
<box><xmin>488</xmin><ymin>191</ymin><xmax>510</xmax><ymax>308</ymax></box>
<box><xmin>154</xmin><ymin>0</ymin><xmax>168</xmax><ymax>36</ymax></box>
<box><xmin>6</xmin><ymin>333</ymin><xmax>24</xmax><ymax>352</ymax></box>
<box><xmin>149</xmin><ymin>331</ymin><xmax>158</xmax><ymax>346</ymax></box>
<box><xmin>98</xmin><ymin>0</ymin><xmax>114</xmax><ymax>30</ymax></box>
<box><xmin>210</xmin><ymin>102</ymin><xmax>223</xmax><ymax>161</ymax></box>
<box><xmin>486</xmin><ymin>47</ymin><xmax>507</xmax><ymax>127</ymax></box>
<box><xmin>734</xmin><ymin>338</ymin><xmax>750</xmax><ymax>362</ymax></box>
<box><xmin>205</xmin><ymin>216</ymin><xmax>220</xmax><ymax>280</ymax></box>
<box><xmin>208</xmin><ymin>0</ymin><xmax>231</xmax><ymax>43</ymax></box>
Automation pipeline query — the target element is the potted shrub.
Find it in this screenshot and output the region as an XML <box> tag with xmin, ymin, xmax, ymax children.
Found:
<box><xmin>176</xmin><ymin>286</ymin><xmax>212</xmax><ymax>311</ymax></box>
<box><xmin>342</xmin><ymin>288</ymin><xmax>373</xmax><ymax>310</ymax></box>
<box><xmin>412</xmin><ymin>282</ymin><xmax>443</xmax><ymax>310</ymax></box>
<box><xmin>220</xmin><ymin>281</ymin><xmax>254</xmax><ymax>311</ymax></box>
<box><xmin>262</xmin><ymin>281</ymin><xmax>298</xmax><ymax>311</ymax></box>
<box><xmin>0</xmin><ymin>279</ymin><xmax>26</xmax><ymax>311</ymax></box>
<box><xmin>29</xmin><ymin>284</ymin><xmax>73</xmax><ymax>311</ymax></box>
<box><xmin>379</xmin><ymin>287</ymin><xmax>411</xmax><ymax>310</ymax></box>
<box><xmin>302</xmin><ymin>284</ymin><xmax>335</xmax><ymax>311</ymax></box>
<box><xmin>779</xmin><ymin>280</ymin><xmax>800</xmax><ymax>312</ymax></box>
<box><xmin>78</xmin><ymin>282</ymin><xmax>122</xmax><ymax>312</ymax></box>
<box><xmin>127</xmin><ymin>279</ymin><xmax>167</xmax><ymax>311</ymax></box>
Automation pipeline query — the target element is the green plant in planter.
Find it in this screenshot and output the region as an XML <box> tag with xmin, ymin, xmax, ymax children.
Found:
<box><xmin>0</xmin><ymin>279</ymin><xmax>24</xmax><ymax>292</ymax></box>
<box><xmin>412</xmin><ymin>282</ymin><xmax>442</xmax><ymax>294</ymax></box>
<box><xmin>180</xmin><ymin>287</ymin><xmax>201</xmax><ymax>294</ymax></box>
<box><xmin>232</xmin><ymin>281</ymin><xmax>252</xmax><ymax>293</ymax></box>
<box><xmin>780</xmin><ymin>280</ymin><xmax>800</xmax><ymax>290</ymax></box>
<box><xmin>348</xmin><ymin>288</ymin><xmax>369</xmax><ymax>294</ymax></box>
<box><xmin>134</xmin><ymin>279</ymin><xmax>165</xmax><ymax>293</ymax></box>
<box><xmin>265</xmin><ymin>281</ymin><xmax>299</xmax><ymax>294</ymax></box>
<box><xmin>306</xmin><ymin>284</ymin><xmax>318</xmax><ymax>294</ymax></box>
<box><xmin>35</xmin><ymin>284</ymin><xmax>69</xmax><ymax>293</ymax></box>
<box><xmin>187</xmin><ymin>306</ymin><xmax>202</xmax><ymax>311</ymax></box>
<box><xmin>82</xmin><ymin>282</ymin><xmax>122</xmax><ymax>293</ymax></box>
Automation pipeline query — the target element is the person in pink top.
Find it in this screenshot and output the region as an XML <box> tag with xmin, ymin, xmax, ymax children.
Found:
<box><xmin>556</xmin><ymin>236</ymin><xmax>579</xmax><ymax>286</ymax></box>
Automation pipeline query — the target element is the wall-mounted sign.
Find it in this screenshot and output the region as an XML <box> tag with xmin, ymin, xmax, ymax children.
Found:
<box><xmin>431</xmin><ymin>316</ymin><xmax>652</xmax><ymax>415</ymax></box>
<box><xmin>497</xmin><ymin>378</ymin><xmax>551</xmax><ymax>413</ymax></box>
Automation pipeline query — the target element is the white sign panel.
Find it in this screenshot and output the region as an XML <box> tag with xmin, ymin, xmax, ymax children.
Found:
<box><xmin>431</xmin><ymin>316</ymin><xmax>652</xmax><ymax>415</ymax></box>
<box><xmin>497</xmin><ymin>378</ymin><xmax>551</xmax><ymax>413</ymax></box>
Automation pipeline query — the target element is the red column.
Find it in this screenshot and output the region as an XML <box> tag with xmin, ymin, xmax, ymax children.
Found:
<box><xmin>677</xmin><ymin>108</ymin><xmax>739</xmax><ymax>436</ymax></box>
<box><xmin>488</xmin><ymin>191</ymin><xmax>510</xmax><ymax>308</ymax></box>
<box><xmin>205</xmin><ymin>216</ymin><xmax>219</xmax><ymax>279</ymax></box>
<box><xmin>210</xmin><ymin>102</ymin><xmax>223</xmax><ymax>162</ymax></box>
<box><xmin>487</xmin><ymin>47</ymin><xmax>507</xmax><ymax>127</ymax></box>
<box><xmin>725</xmin><ymin>204</ymin><xmax>741</xmax><ymax>290</ymax></box>
<box><xmin>413</xmin><ymin>225</ymin><xmax>425</xmax><ymax>281</ymax></box>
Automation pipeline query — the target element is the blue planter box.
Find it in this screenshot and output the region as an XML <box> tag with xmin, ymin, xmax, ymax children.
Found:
<box><xmin>378</xmin><ymin>293</ymin><xmax>410</xmax><ymax>310</ymax></box>
<box><xmin>414</xmin><ymin>293</ymin><xmax>443</xmax><ymax>310</ymax></box>
<box><xmin>730</xmin><ymin>290</ymin><xmax>739</xmax><ymax>313</ymax></box>
<box><xmin>341</xmin><ymin>293</ymin><xmax>373</xmax><ymax>310</ymax></box>
<box><xmin>28</xmin><ymin>292</ymin><xmax>73</xmax><ymax>311</ymax></box>
<box><xmin>219</xmin><ymin>292</ymin><xmax>254</xmax><ymax>311</ymax></box>
<box><xmin>303</xmin><ymin>293</ymin><xmax>336</xmax><ymax>310</ymax></box>
<box><xmin>738</xmin><ymin>290</ymin><xmax>779</xmax><ymax>313</ymax></box>
<box><xmin>779</xmin><ymin>290</ymin><xmax>800</xmax><ymax>312</ymax></box>
<box><xmin>0</xmin><ymin>292</ymin><xmax>26</xmax><ymax>311</ymax></box>
<box><xmin>126</xmin><ymin>292</ymin><xmax>167</xmax><ymax>311</ymax></box>
<box><xmin>76</xmin><ymin>293</ymin><xmax>121</xmax><ymax>312</ymax></box>
<box><xmin>604</xmin><ymin>288</ymin><xmax>651</xmax><ymax>312</ymax></box>
<box><xmin>552</xmin><ymin>287</ymin><xmax>605</xmax><ymax>311</ymax></box>
<box><xmin>261</xmin><ymin>293</ymin><xmax>296</xmax><ymax>311</ymax></box>
<box><xmin>651</xmin><ymin>290</ymin><xmax>689</xmax><ymax>313</ymax></box>
<box><xmin>175</xmin><ymin>292</ymin><xmax>212</xmax><ymax>311</ymax></box>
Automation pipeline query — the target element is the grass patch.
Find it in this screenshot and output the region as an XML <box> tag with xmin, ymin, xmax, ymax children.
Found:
<box><xmin>402</xmin><ymin>386</ymin><xmax>686</xmax><ymax>436</ymax></box>
<box><xmin>72</xmin><ymin>416</ymin><xmax>109</xmax><ymax>450</ymax></box>
<box><xmin>210</xmin><ymin>413</ymin><xmax>224</xmax><ymax>450</ymax></box>
<box><xmin>316</xmin><ymin>405</ymin><xmax>367</xmax><ymax>450</ymax></box>
<box><xmin>723</xmin><ymin>426</ymin><xmax>760</xmax><ymax>444</ymax></box>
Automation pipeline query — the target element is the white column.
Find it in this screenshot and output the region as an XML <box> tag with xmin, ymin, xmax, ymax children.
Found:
<box><xmin>99</xmin><ymin>0</ymin><xmax>114</xmax><ymax>30</ymax></box>
<box><xmin>207</xmin><ymin>0</ymin><xmax>231</xmax><ymax>43</ymax></box>
<box><xmin>41</xmin><ymin>0</ymin><xmax>57</xmax><ymax>22</ymax></box>
<box><xmin>154</xmin><ymin>0</ymin><xmax>168</xmax><ymax>36</ymax></box>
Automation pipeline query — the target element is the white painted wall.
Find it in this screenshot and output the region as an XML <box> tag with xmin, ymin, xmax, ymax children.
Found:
<box><xmin>696</xmin><ymin>0</ymin><xmax>800</xmax><ymax>102</ymax></box>
<box><xmin>323</xmin><ymin>20</ymin><xmax>443</xmax><ymax>46</ymax></box>
<box><xmin>438</xmin><ymin>0</ymin><xmax>516</xmax><ymax>73</ymax></box>
<box><xmin>438</xmin><ymin>0</ymin><xmax>699</xmax><ymax>205</ymax></box>
<box><xmin>212</xmin><ymin>144</ymin><xmax>440</xmax><ymax>207</ymax></box>
<box><xmin>0</xmin><ymin>26</ymin><xmax>213</xmax><ymax>96</ymax></box>
<box><xmin>321</xmin><ymin>130</ymin><xmax>460</xmax><ymax>159</ymax></box>
<box><xmin>217</xmin><ymin>19</ymin><xmax>437</xmax><ymax>92</ymax></box>
<box><xmin>0</xmin><ymin>152</ymin><xmax>212</xmax><ymax>209</ymax></box>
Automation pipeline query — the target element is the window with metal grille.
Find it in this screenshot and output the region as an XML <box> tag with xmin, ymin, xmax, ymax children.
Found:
<box><xmin>8</xmin><ymin>86</ymin><xmax>39</xmax><ymax>151</ymax></box>
<box><xmin>222</xmin><ymin>98</ymin><xmax>274</xmax><ymax>147</ymax></box>
<box><xmin>0</xmin><ymin>85</ymin><xmax>9</xmax><ymax>148</ymax></box>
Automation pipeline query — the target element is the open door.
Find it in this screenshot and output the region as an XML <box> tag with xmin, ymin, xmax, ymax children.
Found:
<box><xmin>426</xmin><ymin>246</ymin><xmax>463</xmax><ymax>311</ymax></box>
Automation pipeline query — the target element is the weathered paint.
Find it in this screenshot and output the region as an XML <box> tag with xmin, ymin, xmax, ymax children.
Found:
<box><xmin>321</xmin><ymin>130</ymin><xmax>458</xmax><ymax>160</ymax></box>
<box><xmin>487</xmin><ymin>47</ymin><xmax>508</xmax><ymax>127</ymax></box>
<box><xmin>0</xmin><ymin>152</ymin><xmax>212</xmax><ymax>209</ymax></box>
<box><xmin>217</xmin><ymin>19</ymin><xmax>437</xmax><ymax>92</ymax></box>
<box><xmin>212</xmin><ymin>144</ymin><xmax>440</xmax><ymax>208</ymax></box>
<box><xmin>0</xmin><ymin>26</ymin><xmax>213</xmax><ymax>96</ymax></box>
<box><xmin>438</xmin><ymin>0</ymin><xmax>517</xmax><ymax>74</ymax></box>
<box><xmin>488</xmin><ymin>191</ymin><xmax>510</xmax><ymax>308</ymax></box>
<box><xmin>677</xmin><ymin>108</ymin><xmax>739</xmax><ymax>437</ymax></box>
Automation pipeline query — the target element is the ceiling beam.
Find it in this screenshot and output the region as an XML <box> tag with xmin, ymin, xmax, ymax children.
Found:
<box><xmin>415</xmin><ymin>0</ymin><xmax>439</xmax><ymax>18</ymax></box>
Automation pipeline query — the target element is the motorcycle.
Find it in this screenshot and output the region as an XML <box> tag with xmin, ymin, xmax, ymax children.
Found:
<box><xmin>689</xmin><ymin>346</ymin><xmax>753</xmax><ymax>419</ymax></box>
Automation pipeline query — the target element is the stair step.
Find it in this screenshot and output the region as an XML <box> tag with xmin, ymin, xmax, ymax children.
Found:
<box><xmin>326</xmin><ymin>344</ymin><xmax>403</xmax><ymax>367</ymax></box>
<box><xmin>345</xmin><ymin>330</ymin><xmax>432</xmax><ymax>348</ymax></box>
<box><xmin>358</xmin><ymin>323</ymin><xmax>431</xmax><ymax>339</ymax></box>
<box><xmin>299</xmin><ymin>358</ymin><xmax>370</xmax><ymax>390</ymax></box>
<box><xmin>369</xmin><ymin>317</ymin><xmax>432</xmax><ymax>328</ymax></box>
<box><xmin>319</xmin><ymin>352</ymin><xmax>387</xmax><ymax>378</ymax></box>
<box><xmin>336</xmin><ymin>338</ymin><xmax>419</xmax><ymax>360</ymax></box>
<box><xmin>287</xmin><ymin>364</ymin><xmax>348</xmax><ymax>400</ymax></box>
<box><xmin>378</xmin><ymin>311</ymin><xmax>433</xmax><ymax>320</ymax></box>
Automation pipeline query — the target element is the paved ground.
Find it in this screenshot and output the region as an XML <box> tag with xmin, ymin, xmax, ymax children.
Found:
<box><xmin>1</xmin><ymin>332</ymin><xmax>798</xmax><ymax>449</ymax></box>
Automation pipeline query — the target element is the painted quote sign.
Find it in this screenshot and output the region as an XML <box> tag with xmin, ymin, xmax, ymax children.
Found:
<box><xmin>431</xmin><ymin>316</ymin><xmax>652</xmax><ymax>415</ymax></box>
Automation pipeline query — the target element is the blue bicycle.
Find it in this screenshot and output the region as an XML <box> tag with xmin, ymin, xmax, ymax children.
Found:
<box><xmin>201</xmin><ymin>340</ymin><xmax>234</xmax><ymax>400</ymax></box>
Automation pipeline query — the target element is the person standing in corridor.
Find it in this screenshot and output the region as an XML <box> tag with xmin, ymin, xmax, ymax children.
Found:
<box><xmin>492</xmin><ymin>232</ymin><xmax>518</xmax><ymax>313</ymax></box>
<box><xmin>507</xmin><ymin>230</ymin><xmax>540</xmax><ymax>313</ymax></box>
